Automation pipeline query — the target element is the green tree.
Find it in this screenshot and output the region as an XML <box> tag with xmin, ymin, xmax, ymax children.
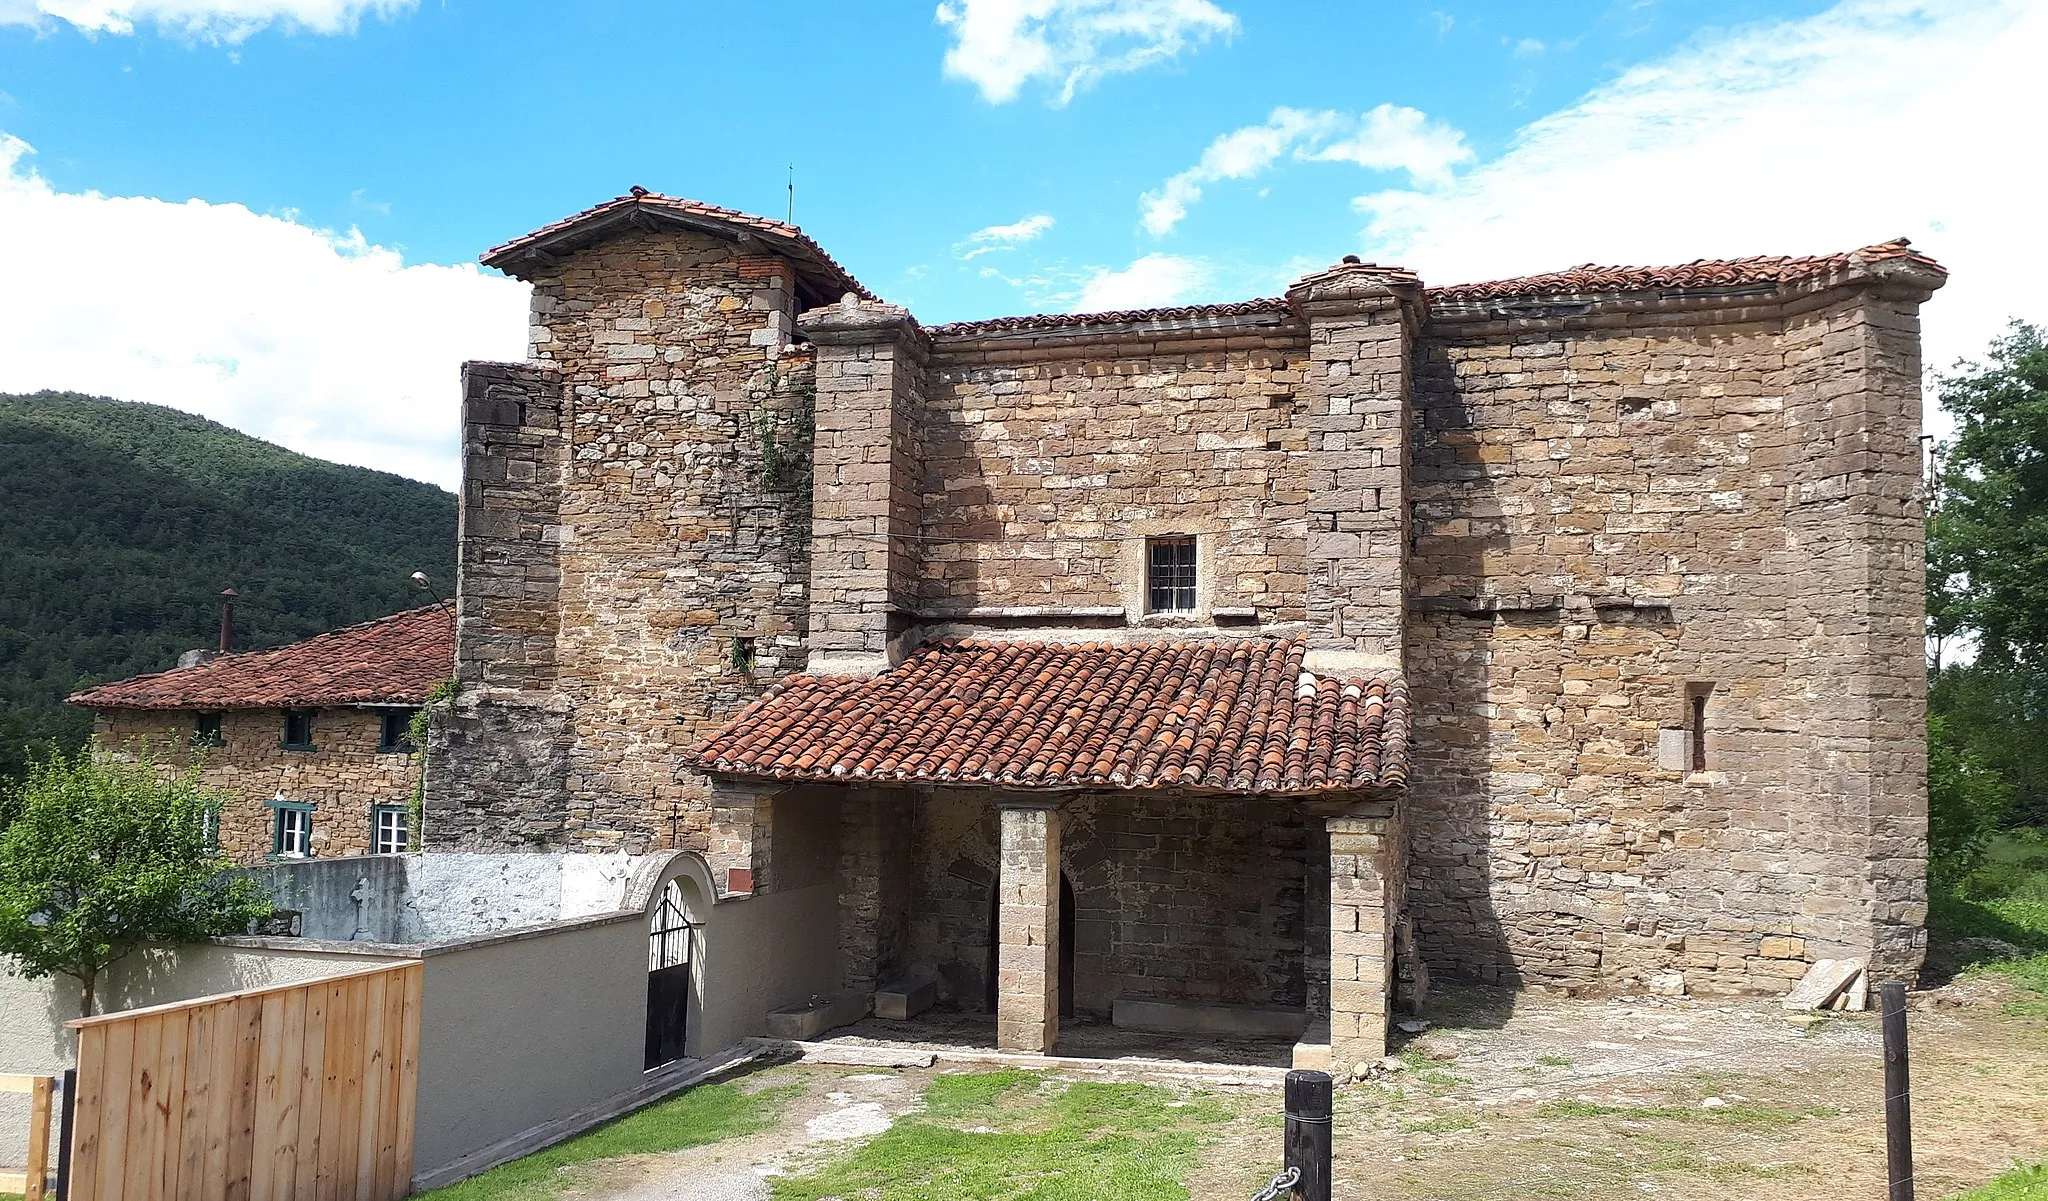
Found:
<box><xmin>0</xmin><ymin>749</ymin><xmax>270</xmax><ymax>1016</ymax></box>
<box><xmin>1928</xmin><ymin>322</ymin><xmax>2048</xmax><ymax>668</ymax></box>
<box><xmin>1927</xmin><ymin>712</ymin><xmax>2013</xmax><ymax>884</ymax></box>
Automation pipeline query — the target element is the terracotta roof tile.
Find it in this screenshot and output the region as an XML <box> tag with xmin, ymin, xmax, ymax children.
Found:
<box><xmin>693</xmin><ymin>638</ymin><xmax>1408</xmax><ymax>795</ymax></box>
<box><xmin>67</xmin><ymin>606</ymin><xmax>453</xmax><ymax>711</ymax></box>
<box><xmin>1427</xmin><ymin>239</ymin><xmax>1945</xmax><ymax>304</ymax></box>
<box><xmin>927</xmin><ymin>297</ymin><xmax>1296</xmax><ymax>338</ymax></box>
<box><xmin>480</xmin><ymin>190</ymin><xmax>877</xmax><ymax>302</ymax></box>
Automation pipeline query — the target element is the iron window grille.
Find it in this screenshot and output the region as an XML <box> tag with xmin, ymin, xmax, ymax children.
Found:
<box><xmin>649</xmin><ymin>881</ymin><xmax>695</xmax><ymax>972</ymax></box>
<box><xmin>281</xmin><ymin>710</ymin><xmax>315</xmax><ymax>751</ymax></box>
<box><xmin>372</xmin><ymin>805</ymin><xmax>410</xmax><ymax>855</ymax></box>
<box><xmin>378</xmin><ymin>709</ymin><xmax>420</xmax><ymax>753</ymax></box>
<box><xmin>1146</xmin><ymin>536</ymin><xmax>1198</xmax><ymax>613</ymax></box>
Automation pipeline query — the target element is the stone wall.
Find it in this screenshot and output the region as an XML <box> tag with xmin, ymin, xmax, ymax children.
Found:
<box><xmin>430</xmin><ymin>228</ymin><xmax>818</xmax><ymax>853</ymax></box>
<box><xmin>95</xmin><ymin>707</ymin><xmax>416</xmax><ymax>863</ymax></box>
<box><xmin>906</xmin><ymin>789</ymin><xmax>1309</xmax><ymax>1015</ymax></box>
<box><xmin>920</xmin><ymin>321</ymin><xmax>1310</xmax><ymax>623</ymax></box>
<box><xmin>1403</xmin><ymin>282</ymin><xmax>1931</xmax><ymax>994</ymax></box>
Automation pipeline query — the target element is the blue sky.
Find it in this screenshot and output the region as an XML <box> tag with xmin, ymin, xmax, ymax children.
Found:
<box><xmin>0</xmin><ymin>0</ymin><xmax>2040</xmax><ymax>486</ymax></box>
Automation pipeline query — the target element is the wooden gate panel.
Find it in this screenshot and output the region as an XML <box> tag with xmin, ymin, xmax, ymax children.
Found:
<box><xmin>65</xmin><ymin>962</ymin><xmax>422</xmax><ymax>1201</ymax></box>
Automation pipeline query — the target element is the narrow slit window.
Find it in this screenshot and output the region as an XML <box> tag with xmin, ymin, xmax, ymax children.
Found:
<box><xmin>1690</xmin><ymin>692</ymin><xmax>1709</xmax><ymax>771</ymax></box>
<box><xmin>1146</xmin><ymin>536</ymin><xmax>1197</xmax><ymax>614</ymax></box>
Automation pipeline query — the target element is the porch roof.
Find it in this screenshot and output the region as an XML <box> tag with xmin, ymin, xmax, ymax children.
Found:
<box><xmin>691</xmin><ymin>637</ymin><xmax>1408</xmax><ymax>795</ymax></box>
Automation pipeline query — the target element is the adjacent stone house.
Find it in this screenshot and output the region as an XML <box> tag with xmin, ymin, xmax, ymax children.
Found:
<box><xmin>428</xmin><ymin>188</ymin><xmax>1942</xmax><ymax>1069</ymax></box>
<box><xmin>70</xmin><ymin>606</ymin><xmax>452</xmax><ymax>862</ymax></box>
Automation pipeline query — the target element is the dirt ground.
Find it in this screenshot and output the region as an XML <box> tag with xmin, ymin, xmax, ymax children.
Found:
<box><xmin>536</xmin><ymin>976</ymin><xmax>2047</xmax><ymax>1201</ymax></box>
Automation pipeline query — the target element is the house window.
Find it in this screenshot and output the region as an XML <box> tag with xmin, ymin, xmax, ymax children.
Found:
<box><xmin>269</xmin><ymin>800</ymin><xmax>315</xmax><ymax>858</ymax></box>
<box><xmin>378</xmin><ymin>709</ymin><xmax>419</xmax><ymax>753</ymax></box>
<box><xmin>372</xmin><ymin>805</ymin><xmax>410</xmax><ymax>855</ymax></box>
<box><xmin>281</xmin><ymin>710</ymin><xmax>315</xmax><ymax>751</ymax></box>
<box><xmin>1146</xmin><ymin>536</ymin><xmax>1198</xmax><ymax>614</ymax></box>
<box><xmin>194</xmin><ymin>712</ymin><xmax>225</xmax><ymax>747</ymax></box>
<box><xmin>1686</xmin><ymin>682</ymin><xmax>1715</xmax><ymax>771</ymax></box>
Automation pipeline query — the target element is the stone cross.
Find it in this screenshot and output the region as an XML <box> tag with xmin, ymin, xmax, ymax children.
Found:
<box><xmin>349</xmin><ymin>876</ymin><xmax>374</xmax><ymax>942</ymax></box>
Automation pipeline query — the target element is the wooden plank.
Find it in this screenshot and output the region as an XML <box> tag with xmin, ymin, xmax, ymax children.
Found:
<box><xmin>0</xmin><ymin>1171</ymin><xmax>26</xmax><ymax>1193</ymax></box>
<box><xmin>69</xmin><ymin>1024</ymin><xmax>107</xmax><ymax>1201</ymax></box>
<box><xmin>121</xmin><ymin>1012</ymin><xmax>165</xmax><ymax>1201</ymax></box>
<box><xmin>267</xmin><ymin>984</ymin><xmax>309</xmax><ymax>1201</ymax></box>
<box><xmin>202</xmin><ymin>1000</ymin><xmax>240</xmax><ymax>1201</ymax></box>
<box><xmin>176</xmin><ymin>1001</ymin><xmax>220</xmax><ymax>1201</ymax></box>
<box><xmin>25</xmin><ymin>1074</ymin><xmax>53</xmax><ymax>1199</ymax></box>
<box><xmin>0</xmin><ymin>1074</ymin><xmax>51</xmax><ymax>1094</ymax></box>
<box><xmin>62</xmin><ymin>962</ymin><xmax>417</xmax><ymax>1032</ymax></box>
<box><xmin>296</xmin><ymin>979</ymin><xmax>331</xmax><ymax>1201</ymax></box>
<box><xmin>223</xmin><ymin>995</ymin><xmax>264</xmax><ymax>1201</ymax></box>
<box><xmin>94</xmin><ymin>1013</ymin><xmax>135</xmax><ymax>1201</ymax></box>
<box><xmin>331</xmin><ymin>976</ymin><xmax>367</xmax><ymax>1201</ymax></box>
<box><xmin>154</xmin><ymin>1009</ymin><xmax>192</xmax><ymax>1201</ymax></box>
<box><xmin>248</xmin><ymin>990</ymin><xmax>290</xmax><ymax>1201</ymax></box>
<box><xmin>353</xmin><ymin>971</ymin><xmax>390</xmax><ymax>1201</ymax></box>
<box><xmin>371</xmin><ymin>968</ymin><xmax>409</xmax><ymax>1201</ymax></box>
<box><xmin>313</xmin><ymin>978</ymin><xmax>356</xmax><ymax>1201</ymax></box>
<box><xmin>388</xmin><ymin>965</ymin><xmax>422</xmax><ymax>1200</ymax></box>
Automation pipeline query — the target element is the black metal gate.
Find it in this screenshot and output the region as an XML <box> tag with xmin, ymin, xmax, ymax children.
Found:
<box><xmin>644</xmin><ymin>881</ymin><xmax>696</xmax><ymax>1069</ymax></box>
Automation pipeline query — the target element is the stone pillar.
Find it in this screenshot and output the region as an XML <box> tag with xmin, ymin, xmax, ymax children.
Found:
<box><xmin>1285</xmin><ymin>261</ymin><xmax>1422</xmax><ymax>677</ymax></box>
<box><xmin>1328</xmin><ymin>807</ymin><xmax>1402</xmax><ymax>1071</ymax></box>
<box><xmin>452</xmin><ymin>360</ymin><xmax>567</xmax><ymax>692</ymax></box>
<box><xmin>795</xmin><ymin>296</ymin><xmax>927</xmax><ymax>678</ymax></box>
<box><xmin>840</xmin><ymin>788</ymin><xmax>914</xmax><ymax>998</ymax></box>
<box><xmin>995</xmin><ymin>800</ymin><xmax>1062</xmax><ymax>1053</ymax></box>
<box><xmin>706</xmin><ymin>778</ymin><xmax>776</xmax><ymax>896</ymax></box>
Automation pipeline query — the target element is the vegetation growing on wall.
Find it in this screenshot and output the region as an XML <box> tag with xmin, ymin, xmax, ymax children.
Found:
<box><xmin>0</xmin><ymin>391</ymin><xmax>458</xmax><ymax>788</ymax></box>
<box><xmin>753</xmin><ymin>364</ymin><xmax>816</xmax><ymax>551</ymax></box>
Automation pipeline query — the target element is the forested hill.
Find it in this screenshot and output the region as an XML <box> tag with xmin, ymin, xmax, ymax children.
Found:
<box><xmin>0</xmin><ymin>391</ymin><xmax>457</xmax><ymax>777</ymax></box>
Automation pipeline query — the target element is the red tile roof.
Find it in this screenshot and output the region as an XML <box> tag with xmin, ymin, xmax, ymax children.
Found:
<box><xmin>480</xmin><ymin>189</ymin><xmax>877</xmax><ymax>303</ymax></box>
<box><xmin>921</xmin><ymin>240</ymin><xmax>1945</xmax><ymax>337</ymax></box>
<box><xmin>928</xmin><ymin>297</ymin><xmax>1296</xmax><ymax>338</ymax></box>
<box><xmin>693</xmin><ymin>638</ymin><xmax>1409</xmax><ymax>795</ymax></box>
<box><xmin>67</xmin><ymin>606</ymin><xmax>453</xmax><ymax>711</ymax></box>
<box><xmin>1428</xmin><ymin>239</ymin><xmax>1945</xmax><ymax>304</ymax></box>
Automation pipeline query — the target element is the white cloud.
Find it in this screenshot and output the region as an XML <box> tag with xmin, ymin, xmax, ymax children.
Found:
<box><xmin>934</xmin><ymin>0</ymin><xmax>1237</xmax><ymax>105</ymax></box>
<box><xmin>1351</xmin><ymin>0</ymin><xmax>2047</xmax><ymax>398</ymax></box>
<box><xmin>0</xmin><ymin>135</ymin><xmax>527</xmax><ymax>487</ymax></box>
<box><xmin>1075</xmin><ymin>252</ymin><xmax>1209</xmax><ymax>311</ymax></box>
<box><xmin>0</xmin><ymin>0</ymin><xmax>413</xmax><ymax>40</ymax></box>
<box><xmin>1141</xmin><ymin>104</ymin><xmax>1470</xmax><ymax>236</ymax></box>
<box><xmin>956</xmin><ymin>212</ymin><xmax>1055</xmax><ymax>259</ymax></box>
<box><xmin>1511</xmin><ymin>37</ymin><xmax>1545</xmax><ymax>58</ymax></box>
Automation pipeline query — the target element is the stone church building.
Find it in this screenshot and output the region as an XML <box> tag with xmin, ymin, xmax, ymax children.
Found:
<box><xmin>425</xmin><ymin>188</ymin><xmax>1941</xmax><ymax>1069</ymax></box>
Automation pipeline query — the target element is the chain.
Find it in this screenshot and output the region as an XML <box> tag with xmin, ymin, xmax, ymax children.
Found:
<box><xmin>1249</xmin><ymin>1166</ymin><xmax>1300</xmax><ymax>1201</ymax></box>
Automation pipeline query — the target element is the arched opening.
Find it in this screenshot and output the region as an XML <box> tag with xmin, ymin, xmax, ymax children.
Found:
<box><xmin>984</xmin><ymin>871</ymin><xmax>1077</xmax><ymax>1020</ymax></box>
<box><xmin>644</xmin><ymin>878</ymin><xmax>698</xmax><ymax>1069</ymax></box>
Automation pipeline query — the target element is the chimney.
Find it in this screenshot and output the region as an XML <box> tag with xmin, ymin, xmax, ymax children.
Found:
<box><xmin>219</xmin><ymin>588</ymin><xmax>238</xmax><ymax>654</ymax></box>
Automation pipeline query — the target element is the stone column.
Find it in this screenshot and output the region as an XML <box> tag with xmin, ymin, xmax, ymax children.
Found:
<box><xmin>1328</xmin><ymin>807</ymin><xmax>1401</xmax><ymax>1072</ymax></box>
<box><xmin>795</xmin><ymin>296</ymin><xmax>928</xmax><ymax>678</ymax></box>
<box><xmin>706</xmin><ymin>778</ymin><xmax>776</xmax><ymax>896</ymax></box>
<box><xmin>840</xmin><ymin>788</ymin><xmax>914</xmax><ymax>998</ymax></box>
<box><xmin>1285</xmin><ymin>261</ymin><xmax>1422</xmax><ymax>677</ymax></box>
<box><xmin>995</xmin><ymin>800</ymin><xmax>1062</xmax><ymax>1053</ymax></box>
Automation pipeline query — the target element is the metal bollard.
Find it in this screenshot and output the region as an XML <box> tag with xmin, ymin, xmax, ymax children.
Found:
<box><xmin>1283</xmin><ymin>1069</ymin><xmax>1333</xmax><ymax>1201</ymax></box>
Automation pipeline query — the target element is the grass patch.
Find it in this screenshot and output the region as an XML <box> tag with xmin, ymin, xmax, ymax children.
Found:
<box><xmin>771</xmin><ymin>1071</ymin><xmax>1229</xmax><ymax>1201</ymax></box>
<box><xmin>1535</xmin><ymin>1054</ymin><xmax>1573</xmax><ymax>1068</ymax></box>
<box><xmin>1952</xmin><ymin>1161</ymin><xmax>2048</xmax><ymax>1200</ymax></box>
<box><xmin>1932</xmin><ymin>838</ymin><xmax>2048</xmax><ymax>1019</ymax></box>
<box><xmin>1396</xmin><ymin>1049</ymin><xmax>1470</xmax><ymax>1088</ymax></box>
<box><xmin>1535</xmin><ymin>1099</ymin><xmax>1838</xmax><ymax>1132</ymax></box>
<box><xmin>419</xmin><ymin>1079</ymin><xmax>800</xmax><ymax>1201</ymax></box>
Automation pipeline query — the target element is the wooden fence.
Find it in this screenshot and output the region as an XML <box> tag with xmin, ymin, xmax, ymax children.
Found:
<box><xmin>0</xmin><ymin>1073</ymin><xmax>55</xmax><ymax>1199</ymax></box>
<box><xmin>64</xmin><ymin>962</ymin><xmax>422</xmax><ymax>1201</ymax></box>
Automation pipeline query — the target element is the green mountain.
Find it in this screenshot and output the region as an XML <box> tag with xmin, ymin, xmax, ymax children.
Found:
<box><xmin>0</xmin><ymin>391</ymin><xmax>458</xmax><ymax>779</ymax></box>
